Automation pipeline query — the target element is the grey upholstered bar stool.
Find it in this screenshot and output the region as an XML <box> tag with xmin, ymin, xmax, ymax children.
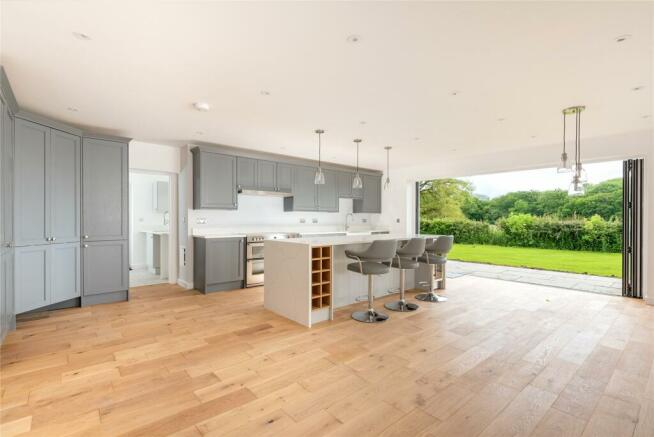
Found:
<box><xmin>384</xmin><ymin>238</ymin><xmax>426</xmax><ymax>312</ymax></box>
<box><xmin>345</xmin><ymin>239</ymin><xmax>398</xmax><ymax>323</ymax></box>
<box><xmin>416</xmin><ymin>235</ymin><xmax>454</xmax><ymax>302</ymax></box>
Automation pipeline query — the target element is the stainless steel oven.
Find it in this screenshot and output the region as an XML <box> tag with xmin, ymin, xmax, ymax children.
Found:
<box><xmin>245</xmin><ymin>233</ymin><xmax>300</xmax><ymax>287</ymax></box>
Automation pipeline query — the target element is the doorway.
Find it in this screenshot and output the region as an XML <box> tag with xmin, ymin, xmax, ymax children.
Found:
<box><xmin>129</xmin><ymin>171</ymin><xmax>172</xmax><ymax>287</ymax></box>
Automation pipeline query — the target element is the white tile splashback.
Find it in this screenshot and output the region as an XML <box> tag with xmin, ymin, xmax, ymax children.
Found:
<box><xmin>189</xmin><ymin>195</ymin><xmax>381</xmax><ymax>232</ymax></box>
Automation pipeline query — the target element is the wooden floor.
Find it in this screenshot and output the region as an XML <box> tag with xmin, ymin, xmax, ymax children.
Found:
<box><xmin>1</xmin><ymin>276</ymin><xmax>653</xmax><ymax>437</ymax></box>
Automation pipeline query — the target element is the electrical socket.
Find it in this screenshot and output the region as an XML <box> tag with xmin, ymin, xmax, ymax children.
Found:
<box><xmin>299</xmin><ymin>218</ymin><xmax>306</xmax><ymax>223</ymax></box>
<box><xmin>312</xmin><ymin>218</ymin><xmax>318</xmax><ymax>224</ymax></box>
<box><xmin>361</xmin><ymin>218</ymin><xmax>368</xmax><ymax>223</ymax></box>
<box><xmin>196</xmin><ymin>218</ymin><xmax>207</xmax><ymax>224</ymax></box>
<box><xmin>396</xmin><ymin>218</ymin><xmax>400</xmax><ymax>223</ymax></box>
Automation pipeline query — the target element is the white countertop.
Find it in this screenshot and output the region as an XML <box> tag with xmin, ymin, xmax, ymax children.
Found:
<box><xmin>192</xmin><ymin>228</ymin><xmax>391</xmax><ymax>239</ymax></box>
<box><xmin>193</xmin><ymin>234</ymin><xmax>247</xmax><ymax>239</ymax></box>
<box><xmin>267</xmin><ymin>233</ymin><xmax>435</xmax><ymax>247</ymax></box>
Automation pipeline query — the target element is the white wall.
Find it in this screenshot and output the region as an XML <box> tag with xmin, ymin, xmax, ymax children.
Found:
<box><xmin>129</xmin><ymin>173</ymin><xmax>169</xmax><ymax>269</ymax></box>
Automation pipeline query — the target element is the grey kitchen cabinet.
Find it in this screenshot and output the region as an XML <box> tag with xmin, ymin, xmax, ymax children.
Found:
<box><xmin>1</xmin><ymin>248</ymin><xmax>14</xmax><ymax>335</ymax></box>
<box><xmin>14</xmin><ymin>120</ymin><xmax>81</xmax><ymax>246</ymax></box>
<box><xmin>317</xmin><ymin>169</ymin><xmax>339</xmax><ymax>212</ymax></box>
<box><xmin>192</xmin><ymin>149</ymin><xmax>237</xmax><ymax>209</ymax></box>
<box><xmin>14</xmin><ymin>245</ymin><xmax>48</xmax><ymax>313</ymax></box>
<box><xmin>51</xmin><ymin>242</ymin><xmax>80</xmax><ymax>303</ymax></box>
<box><xmin>2</xmin><ymin>102</ymin><xmax>14</xmax><ymax>246</ymax></box>
<box><xmin>193</xmin><ymin>237</ymin><xmax>244</xmax><ymax>292</ymax></box>
<box><xmin>237</xmin><ymin>157</ymin><xmax>257</xmax><ymax>190</ymax></box>
<box><xmin>13</xmin><ymin>119</ymin><xmax>49</xmax><ymax>246</ymax></box>
<box><xmin>257</xmin><ymin>160</ymin><xmax>277</xmax><ymax>191</ymax></box>
<box><xmin>82</xmin><ymin>137</ymin><xmax>128</xmax><ymax>241</ymax></box>
<box><xmin>337</xmin><ymin>172</ymin><xmax>363</xmax><ymax>199</ymax></box>
<box><xmin>284</xmin><ymin>165</ymin><xmax>317</xmax><ymax>211</ymax></box>
<box><xmin>276</xmin><ymin>163</ymin><xmax>293</xmax><ymax>193</ymax></box>
<box><xmin>82</xmin><ymin>240</ymin><xmax>128</xmax><ymax>297</ymax></box>
<box><xmin>14</xmin><ymin>242</ymin><xmax>80</xmax><ymax>314</ymax></box>
<box><xmin>353</xmin><ymin>174</ymin><xmax>382</xmax><ymax>213</ymax></box>
<box><xmin>50</xmin><ymin>129</ymin><xmax>81</xmax><ymax>243</ymax></box>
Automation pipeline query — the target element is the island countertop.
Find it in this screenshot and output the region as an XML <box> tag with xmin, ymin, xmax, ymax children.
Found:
<box><xmin>267</xmin><ymin>233</ymin><xmax>438</xmax><ymax>247</ymax></box>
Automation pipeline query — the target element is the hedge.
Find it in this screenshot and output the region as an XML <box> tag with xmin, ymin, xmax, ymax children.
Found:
<box><xmin>420</xmin><ymin>214</ymin><xmax>622</xmax><ymax>253</ymax></box>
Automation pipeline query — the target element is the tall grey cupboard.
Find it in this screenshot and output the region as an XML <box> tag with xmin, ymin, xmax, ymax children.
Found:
<box><xmin>12</xmin><ymin>117</ymin><xmax>82</xmax><ymax>313</ymax></box>
<box><xmin>1</xmin><ymin>87</ymin><xmax>16</xmax><ymax>341</ymax></box>
<box><xmin>81</xmin><ymin>137</ymin><xmax>129</xmax><ymax>306</ymax></box>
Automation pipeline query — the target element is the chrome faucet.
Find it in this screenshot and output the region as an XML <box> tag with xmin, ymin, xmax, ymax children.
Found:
<box><xmin>345</xmin><ymin>213</ymin><xmax>354</xmax><ymax>232</ymax></box>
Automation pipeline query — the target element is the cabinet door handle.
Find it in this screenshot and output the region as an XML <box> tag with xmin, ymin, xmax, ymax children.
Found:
<box><xmin>83</xmin><ymin>235</ymin><xmax>89</xmax><ymax>239</ymax></box>
<box><xmin>83</xmin><ymin>244</ymin><xmax>89</xmax><ymax>248</ymax></box>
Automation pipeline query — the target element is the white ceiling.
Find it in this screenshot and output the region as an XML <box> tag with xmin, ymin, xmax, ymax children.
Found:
<box><xmin>1</xmin><ymin>1</ymin><xmax>651</xmax><ymax>170</ymax></box>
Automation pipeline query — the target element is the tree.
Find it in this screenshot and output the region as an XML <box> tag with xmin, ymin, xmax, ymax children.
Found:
<box><xmin>419</xmin><ymin>179</ymin><xmax>473</xmax><ymax>220</ymax></box>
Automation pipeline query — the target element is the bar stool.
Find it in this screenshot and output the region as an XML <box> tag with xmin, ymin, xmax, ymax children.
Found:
<box><xmin>345</xmin><ymin>239</ymin><xmax>398</xmax><ymax>323</ymax></box>
<box><xmin>416</xmin><ymin>235</ymin><xmax>454</xmax><ymax>303</ymax></box>
<box><xmin>384</xmin><ymin>238</ymin><xmax>426</xmax><ymax>312</ymax></box>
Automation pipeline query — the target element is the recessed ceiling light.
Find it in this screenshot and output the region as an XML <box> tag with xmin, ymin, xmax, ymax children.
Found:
<box><xmin>193</xmin><ymin>102</ymin><xmax>211</xmax><ymax>112</ymax></box>
<box><xmin>632</xmin><ymin>86</ymin><xmax>645</xmax><ymax>91</ymax></box>
<box><xmin>66</xmin><ymin>107</ymin><xmax>78</xmax><ymax>112</ymax></box>
<box><xmin>450</xmin><ymin>91</ymin><xmax>460</xmax><ymax>96</ymax></box>
<box><xmin>642</xmin><ymin>115</ymin><xmax>650</xmax><ymax>119</ymax></box>
<box><xmin>530</xmin><ymin>135</ymin><xmax>537</xmax><ymax>139</ymax></box>
<box><xmin>346</xmin><ymin>34</ymin><xmax>361</xmax><ymax>43</ymax></box>
<box><xmin>413</xmin><ymin>137</ymin><xmax>420</xmax><ymax>141</ymax></box>
<box><xmin>72</xmin><ymin>32</ymin><xmax>91</xmax><ymax>41</ymax></box>
<box><xmin>360</xmin><ymin>121</ymin><xmax>367</xmax><ymax>125</ymax></box>
<box><xmin>195</xmin><ymin>131</ymin><xmax>204</xmax><ymax>135</ymax></box>
<box><xmin>450</xmin><ymin>148</ymin><xmax>457</xmax><ymax>152</ymax></box>
<box><xmin>615</xmin><ymin>34</ymin><xmax>631</xmax><ymax>43</ymax></box>
<box><xmin>497</xmin><ymin>117</ymin><xmax>506</xmax><ymax>122</ymax></box>
<box><xmin>260</xmin><ymin>90</ymin><xmax>270</xmax><ymax>96</ymax></box>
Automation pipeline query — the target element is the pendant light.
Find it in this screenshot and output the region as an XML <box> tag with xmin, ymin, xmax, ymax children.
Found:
<box><xmin>557</xmin><ymin>111</ymin><xmax>572</xmax><ymax>173</ymax></box>
<box><xmin>314</xmin><ymin>129</ymin><xmax>326</xmax><ymax>185</ymax></box>
<box><xmin>352</xmin><ymin>139</ymin><xmax>363</xmax><ymax>189</ymax></box>
<box><xmin>383</xmin><ymin>146</ymin><xmax>392</xmax><ymax>190</ymax></box>
<box><xmin>562</xmin><ymin>106</ymin><xmax>586</xmax><ymax>196</ymax></box>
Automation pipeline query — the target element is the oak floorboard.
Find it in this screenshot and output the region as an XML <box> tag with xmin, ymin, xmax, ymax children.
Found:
<box><xmin>0</xmin><ymin>276</ymin><xmax>652</xmax><ymax>436</ymax></box>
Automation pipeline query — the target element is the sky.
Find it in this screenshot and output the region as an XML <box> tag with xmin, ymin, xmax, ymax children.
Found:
<box><xmin>461</xmin><ymin>160</ymin><xmax>623</xmax><ymax>199</ymax></box>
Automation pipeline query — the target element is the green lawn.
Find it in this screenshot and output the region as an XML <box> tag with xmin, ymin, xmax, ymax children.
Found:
<box><xmin>448</xmin><ymin>244</ymin><xmax>622</xmax><ymax>278</ymax></box>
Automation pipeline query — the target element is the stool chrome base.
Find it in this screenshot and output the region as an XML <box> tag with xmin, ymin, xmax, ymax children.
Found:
<box><xmin>384</xmin><ymin>300</ymin><xmax>419</xmax><ymax>312</ymax></box>
<box><xmin>352</xmin><ymin>309</ymin><xmax>389</xmax><ymax>323</ymax></box>
<box><xmin>415</xmin><ymin>292</ymin><xmax>448</xmax><ymax>302</ymax></box>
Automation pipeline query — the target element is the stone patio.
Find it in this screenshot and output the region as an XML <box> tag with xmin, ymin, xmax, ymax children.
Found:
<box><xmin>447</xmin><ymin>260</ymin><xmax>622</xmax><ymax>296</ymax></box>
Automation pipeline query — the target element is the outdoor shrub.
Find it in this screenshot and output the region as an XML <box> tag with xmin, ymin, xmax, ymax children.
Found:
<box><xmin>420</xmin><ymin>214</ymin><xmax>621</xmax><ymax>253</ymax></box>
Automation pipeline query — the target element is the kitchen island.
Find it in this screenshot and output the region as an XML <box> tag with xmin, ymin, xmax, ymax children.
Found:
<box><xmin>264</xmin><ymin>234</ymin><xmax>439</xmax><ymax>327</ymax></box>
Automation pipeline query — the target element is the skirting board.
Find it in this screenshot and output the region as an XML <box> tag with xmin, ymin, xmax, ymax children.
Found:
<box><xmin>177</xmin><ymin>279</ymin><xmax>193</xmax><ymax>289</ymax></box>
<box><xmin>81</xmin><ymin>290</ymin><xmax>129</xmax><ymax>307</ymax></box>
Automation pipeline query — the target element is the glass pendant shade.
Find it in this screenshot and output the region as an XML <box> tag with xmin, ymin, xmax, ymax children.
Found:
<box><xmin>557</xmin><ymin>152</ymin><xmax>572</xmax><ymax>173</ymax></box>
<box><xmin>314</xmin><ymin>168</ymin><xmax>325</xmax><ymax>185</ymax></box>
<box><xmin>352</xmin><ymin>173</ymin><xmax>363</xmax><ymax>189</ymax></box>
<box><xmin>383</xmin><ymin>146</ymin><xmax>392</xmax><ymax>190</ymax></box>
<box><xmin>384</xmin><ymin>176</ymin><xmax>391</xmax><ymax>190</ymax></box>
<box><xmin>575</xmin><ymin>163</ymin><xmax>588</xmax><ymax>183</ymax></box>
<box><xmin>352</xmin><ymin>139</ymin><xmax>363</xmax><ymax>189</ymax></box>
<box><xmin>568</xmin><ymin>176</ymin><xmax>585</xmax><ymax>196</ymax></box>
<box><xmin>314</xmin><ymin>129</ymin><xmax>326</xmax><ymax>185</ymax></box>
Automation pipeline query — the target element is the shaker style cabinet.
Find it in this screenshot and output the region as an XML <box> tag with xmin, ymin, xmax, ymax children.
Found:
<box><xmin>276</xmin><ymin>163</ymin><xmax>293</xmax><ymax>193</ymax></box>
<box><xmin>82</xmin><ymin>137</ymin><xmax>128</xmax><ymax>241</ymax></box>
<box><xmin>317</xmin><ymin>169</ymin><xmax>339</xmax><ymax>212</ymax></box>
<box><xmin>1</xmin><ymin>94</ymin><xmax>16</xmax><ymax>339</ymax></box>
<box><xmin>14</xmin><ymin>242</ymin><xmax>80</xmax><ymax>314</ymax></box>
<box><xmin>81</xmin><ymin>137</ymin><xmax>129</xmax><ymax>305</ymax></box>
<box><xmin>337</xmin><ymin>171</ymin><xmax>363</xmax><ymax>199</ymax></box>
<box><xmin>353</xmin><ymin>174</ymin><xmax>382</xmax><ymax>213</ymax></box>
<box><xmin>284</xmin><ymin>165</ymin><xmax>317</xmax><ymax>211</ymax></box>
<box><xmin>193</xmin><ymin>237</ymin><xmax>244</xmax><ymax>292</ymax></box>
<box><xmin>192</xmin><ymin>149</ymin><xmax>238</xmax><ymax>209</ymax></box>
<box><xmin>13</xmin><ymin>119</ymin><xmax>81</xmax><ymax>246</ymax></box>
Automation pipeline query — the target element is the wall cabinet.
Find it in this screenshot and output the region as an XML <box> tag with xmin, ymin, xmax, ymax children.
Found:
<box><xmin>257</xmin><ymin>160</ymin><xmax>277</xmax><ymax>191</ymax></box>
<box><xmin>284</xmin><ymin>166</ymin><xmax>317</xmax><ymax>211</ymax></box>
<box><xmin>276</xmin><ymin>163</ymin><xmax>293</xmax><ymax>193</ymax></box>
<box><xmin>193</xmin><ymin>237</ymin><xmax>244</xmax><ymax>292</ymax></box>
<box><xmin>82</xmin><ymin>138</ymin><xmax>128</xmax><ymax>241</ymax></box>
<box><xmin>192</xmin><ymin>149</ymin><xmax>237</xmax><ymax>209</ymax></box>
<box><xmin>337</xmin><ymin>172</ymin><xmax>363</xmax><ymax>199</ymax></box>
<box><xmin>353</xmin><ymin>174</ymin><xmax>382</xmax><ymax>213</ymax></box>
<box><xmin>237</xmin><ymin>157</ymin><xmax>257</xmax><ymax>190</ymax></box>
<box><xmin>317</xmin><ymin>169</ymin><xmax>339</xmax><ymax>212</ymax></box>
<box><xmin>15</xmin><ymin>242</ymin><xmax>79</xmax><ymax>314</ymax></box>
<box><xmin>1</xmin><ymin>88</ymin><xmax>16</xmax><ymax>340</ymax></box>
